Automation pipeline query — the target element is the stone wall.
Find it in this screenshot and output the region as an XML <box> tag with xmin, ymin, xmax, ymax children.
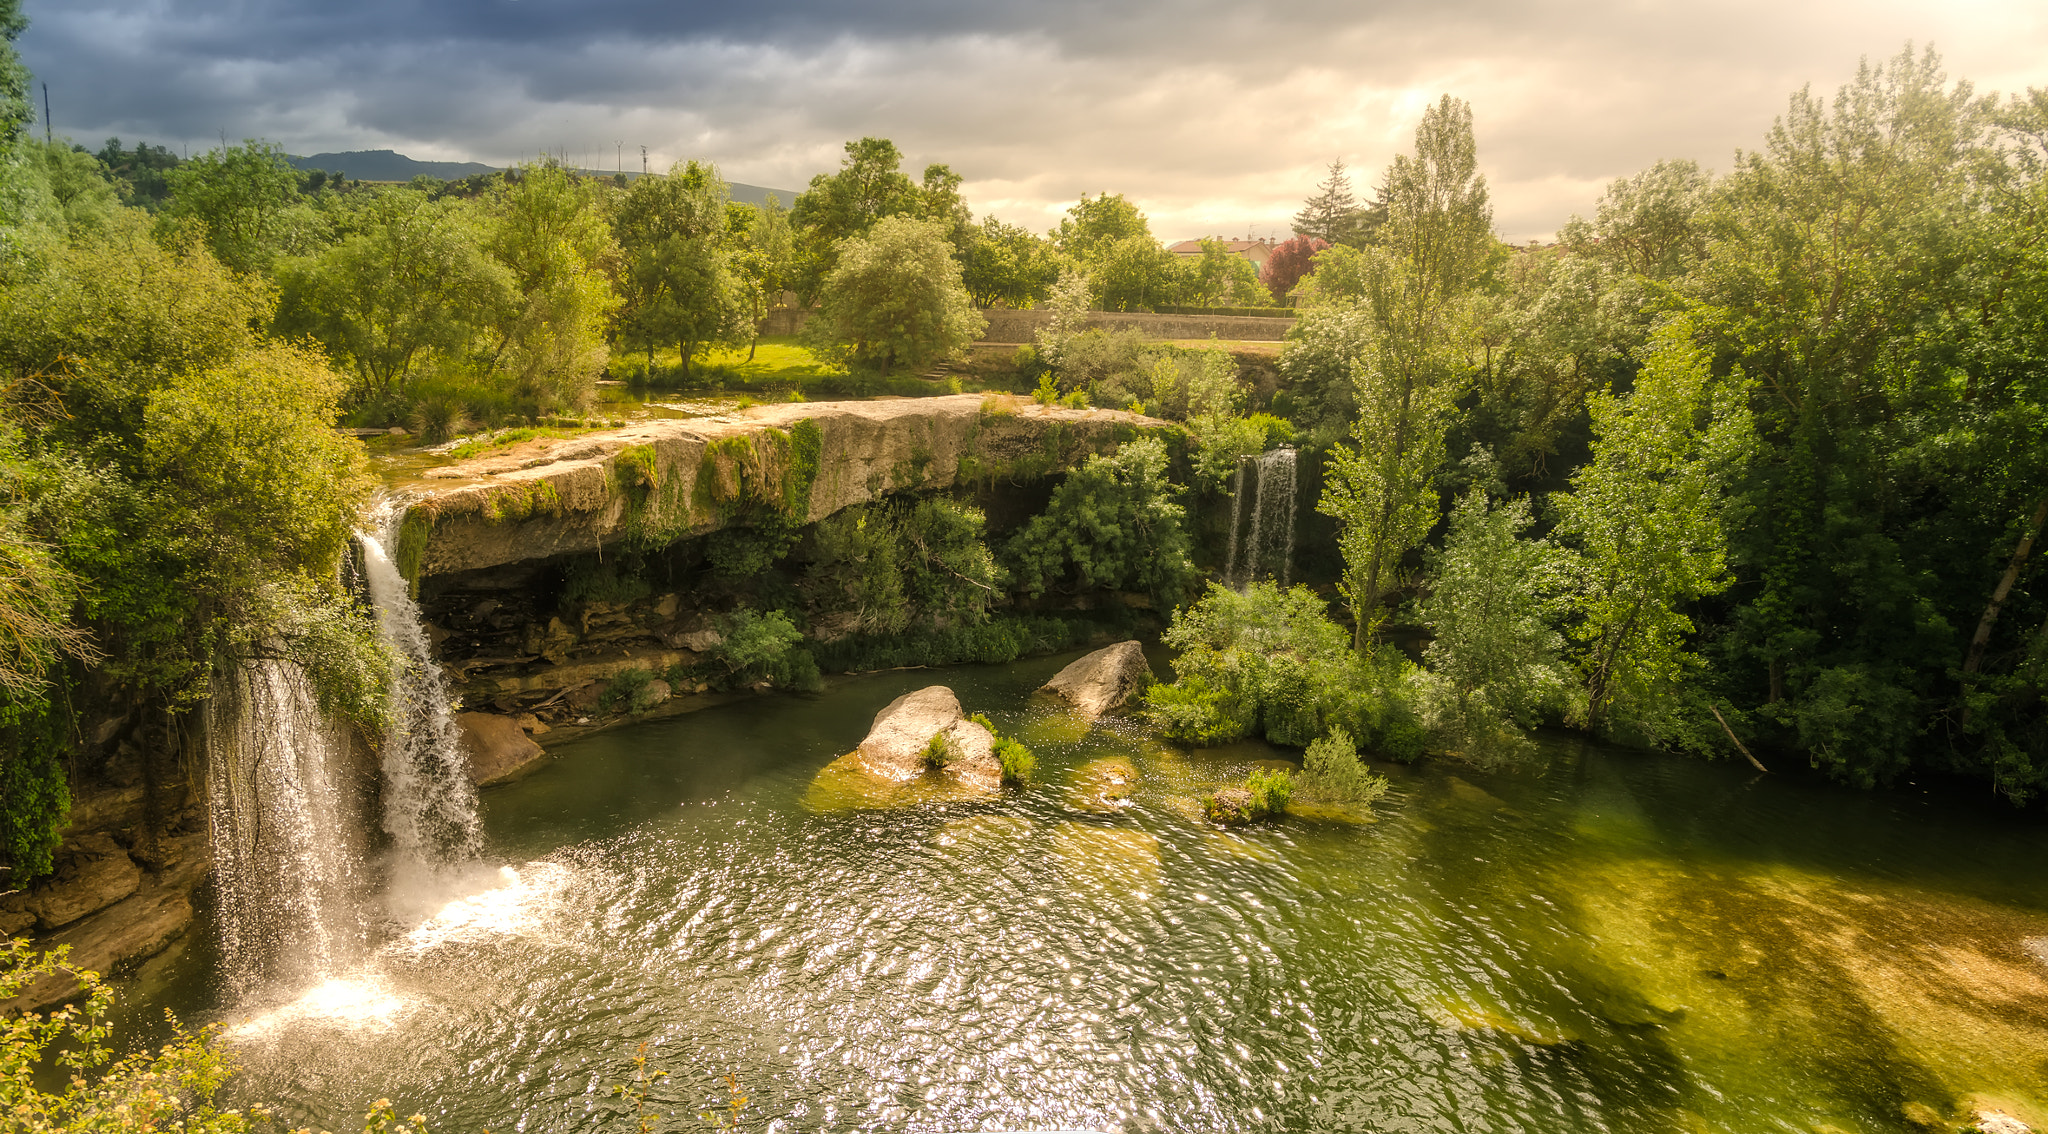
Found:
<box><xmin>755</xmin><ymin>307</ymin><xmax>1295</xmax><ymax>343</ymax></box>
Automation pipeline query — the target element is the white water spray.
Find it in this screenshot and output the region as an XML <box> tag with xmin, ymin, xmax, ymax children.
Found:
<box><xmin>360</xmin><ymin>496</ymin><xmax>482</xmax><ymax>864</ymax></box>
<box><xmin>206</xmin><ymin>659</ymin><xmax>368</xmax><ymax>995</ymax></box>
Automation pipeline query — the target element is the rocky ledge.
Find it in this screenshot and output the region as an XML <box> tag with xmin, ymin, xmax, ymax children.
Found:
<box><xmin>401</xmin><ymin>395</ymin><xmax>1170</xmax><ymax>578</ymax></box>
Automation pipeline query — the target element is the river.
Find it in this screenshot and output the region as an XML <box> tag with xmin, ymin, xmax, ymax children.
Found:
<box><xmin>119</xmin><ymin>650</ymin><xmax>2048</xmax><ymax>1133</ymax></box>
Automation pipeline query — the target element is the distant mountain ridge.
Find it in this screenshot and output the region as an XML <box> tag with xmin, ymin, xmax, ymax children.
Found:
<box><xmin>286</xmin><ymin>149</ymin><xmax>797</xmax><ymax>206</ymax></box>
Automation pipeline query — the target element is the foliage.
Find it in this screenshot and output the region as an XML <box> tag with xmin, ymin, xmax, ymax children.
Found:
<box><xmin>160</xmin><ymin>140</ymin><xmax>316</xmax><ymax>273</ymax></box>
<box><xmin>613</xmin><ymin>160</ymin><xmax>743</xmax><ymax>379</ymax></box>
<box><xmin>920</xmin><ymin>728</ymin><xmax>957</xmax><ymax>770</ymax></box>
<box><xmin>1316</xmin><ymin>96</ymin><xmax>1495</xmax><ymax>651</ymax></box>
<box><xmin>1293</xmin><ymin>159</ymin><xmax>1380</xmax><ymax>247</ymax></box>
<box><xmin>599</xmin><ymin>667</ymin><xmax>662</xmax><ymax>715</ymax></box>
<box><xmin>725</xmin><ymin>194</ymin><xmax>793</xmax><ymax>358</ymax></box>
<box><xmin>0</xmin><ymin>940</ymin><xmax>255</xmax><ymax>1133</ymax></box>
<box><xmin>1415</xmin><ymin>479</ymin><xmax>1570</xmax><ymax>764</ymax></box>
<box><xmin>1003</xmin><ymin>437</ymin><xmax>1197</xmax><ymax>608</ymax></box>
<box><xmin>1188</xmin><ymin>412</ymin><xmax>1292</xmax><ymax>494</ymax></box>
<box><xmin>800</xmin><ymin>215</ymin><xmax>986</xmax><ymax>379</ymax></box>
<box><xmin>1553</xmin><ymin>321</ymin><xmax>1753</xmax><ymax>747</ymax></box>
<box><xmin>482</xmin><ymin>160</ymin><xmax>621</xmax><ymax>414</ymax></box>
<box><xmin>802</xmin><ymin>497</ymin><xmax>1002</xmax><ymax>637</ymax></box>
<box><xmin>994</xmin><ymin>735</ymin><xmax>1036</xmax><ymax>786</ymax></box>
<box><xmin>1147</xmin><ymin>582</ymin><xmax>1421</xmax><ymax>755</ymax></box>
<box><xmin>708</xmin><ymin>606</ymin><xmax>821</xmax><ymax>692</ymax></box>
<box><xmin>788</xmin><ymin>137</ymin><xmax>925</xmax><ymax>302</ymax></box>
<box><xmin>1244</xmin><ymin>766</ymin><xmax>1294</xmax><ymax>818</ymax></box>
<box><xmin>1182</xmin><ymin>238</ymin><xmax>1268</xmax><ymax>308</ymax></box>
<box><xmin>1261</xmin><ymin>235</ymin><xmax>1327</xmax><ymax>303</ymax></box>
<box><xmin>963</xmin><ymin>216</ymin><xmax>1061</xmax><ymax>308</ymax></box>
<box><xmin>562</xmin><ymin>555</ymin><xmax>653</xmax><ymax>606</ymax></box>
<box><xmin>273</xmin><ymin>188</ymin><xmax>512</xmax><ymax>412</ymax></box>
<box><xmin>1050</xmin><ymin>192</ymin><xmax>1153</xmax><ymax>262</ymax></box>
<box><xmin>1297</xmin><ymin>727</ymin><xmax>1390</xmax><ymax>805</ymax></box>
<box><xmin>806</xmin><ymin>612</ymin><xmax>1116</xmax><ymax>675</ymax></box>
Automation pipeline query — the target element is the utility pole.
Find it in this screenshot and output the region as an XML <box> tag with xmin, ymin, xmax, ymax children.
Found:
<box><xmin>616</xmin><ymin>140</ymin><xmax>622</xmax><ymax>174</ymax></box>
<box><xmin>42</xmin><ymin>83</ymin><xmax>50</xmax><ymax>144</ymax></box>
<box><xmin>640</xmin><ymin>145</ymin><xmax>648</xmax><ymax>176</ymax></box>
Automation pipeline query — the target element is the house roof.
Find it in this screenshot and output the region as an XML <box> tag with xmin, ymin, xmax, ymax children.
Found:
<box><xmin>1167</xmin><ymin>238</ymin><xmax>1274</xmax><ymax>255</ymax></box>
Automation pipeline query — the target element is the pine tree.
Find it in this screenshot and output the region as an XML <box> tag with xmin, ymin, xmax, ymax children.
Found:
<box><xmin>1293</xmin><ymin>160</ymin><xmax>1361</xmax><ymax>245</ymax></box>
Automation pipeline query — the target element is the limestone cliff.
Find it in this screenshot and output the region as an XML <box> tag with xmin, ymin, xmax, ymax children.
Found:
<box><xmin>401</xmin><ymin>395</ymin><xmax>1170</xmax><ymax>579</ymax></box>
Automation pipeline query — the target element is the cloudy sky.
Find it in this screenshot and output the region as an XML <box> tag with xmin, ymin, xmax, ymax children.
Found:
<box><xmin>19</xmin><ymin>0</ymin><xmax>2048</xmax><ymax>243</ymax></box>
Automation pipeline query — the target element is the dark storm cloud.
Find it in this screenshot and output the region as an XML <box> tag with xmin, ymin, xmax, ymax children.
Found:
<box><xmin>18</xmin><ymin>0</ymin><xmax>2048</xmax><ymax>240</ymax></box>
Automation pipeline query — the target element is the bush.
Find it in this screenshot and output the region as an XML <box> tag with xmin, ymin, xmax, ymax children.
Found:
<box><xmin>1246</xmin><ymin>766</ymin><xmax>1294</xmax><ymax>817</ymax></box>
<box><xmin>806</xmin><ymin>612</ymin><xmax>1122</xmax><ymax>675</ymax></box>
<box><xmin>1003</xmin><ymin>437</ymin><xmax>1197</xmax><ymax>609</ymax></box>
<box><xmin>994</xmin><ymin>736</ymin><xmax>1036</xmax><ymax>786</ymax></box>
<box><xmin>921</xmin><ymin>729</ymin><xmax>957</xmax><ymax>770</ymax></box>
<box><xmin>708</xmin><ymin>607</ymin><xmax>823</xmax><ymax>692</ymax></box>
<box><xmin>561</xmin><ymin>555</ymin><xmax>653</xmax><ymax>606</ymax></box>
<box><xmin>1298</xmin><ymin>727</ymin><xmax>1391</xmax><ymax>805</ymax></box>
<box><xmin>1146</xmin><ymin>581</ymin><xmax>1422</xmax><ymax>757</ymax></box>
<box><xmin>599</xmin><ymin>667</ymin><xmax>664</xmax><ymax>715</ymax></box>
<box><xmin>1152</xmin><ymin>304</ymin><xmax>1297</xmax><ymax>318</ymax></box>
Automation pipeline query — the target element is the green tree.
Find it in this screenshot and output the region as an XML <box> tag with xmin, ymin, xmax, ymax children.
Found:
<box><xmin>1317</xmin><ymin>95</ymin><xmax>1496</xmax><ymax>649</ymax></box>
<box><xmin>1089</xmin><ymin>233</ymin><xmax>1184</xmax><ymax>312</ymax></box>
<box><xmin>725</xmin><ymin>194</ymin><xmax>793</xmax><ymax>360</ymax></box>
<box><xmin>962</xmin><ymin>217</ymin><xmax>1060</xmax><ymax>308</ymax></box>
<box><xmin>161</xmin><ymin>140</ymin><xmax>311</xmax><ymax>273</ymax></box>
<box><xmin>800</xmin><ymin>215</ymin><xmax>985</xmax><ymax>378</ymax></box>
<box><xmin>483</xmin><ymin>160</ymin><xmax>621</xmax><ymax>410</ymax></box>
<box><xmin>1416</xmin><ymin>478</ymin><xmax>1569</xmax><ymax>763</ymax></box>
<box><xmin>1293</xmin><ymin>160</ymin><xmax>1363</xmax><ymax>246</ymax></box>
<box><xmin>1185</xmin><ymin>238</ymin><xmax>1266</xmax><ymax>307</ymax></box>
<box><xmin>1554</xmin><ymin>320</ymin><xmax>1753</xmax><ymax>745</ymax></box>
<box><xmin>274</xmin><ymin>189</ymin><xmax>512</xmax><ymax>411</ymax></box>
<box><xmin>613</xmin><ymin>159</ymin><xmax>740</xmax><ymax>379</ymax></box>
<box><xmin>26</xmin><ymin>140</ymin><xmax>121</xmax><ymax>236</ymax></box>
<box><xmin>789</xmin><ymin>137</ymin><xmax>923</xmax><ymax>303</ymax></box>
<box><xmin>1051</xmin><ymin>192</ymin><xmax>1153</xmax><ymax>261</ymax></box>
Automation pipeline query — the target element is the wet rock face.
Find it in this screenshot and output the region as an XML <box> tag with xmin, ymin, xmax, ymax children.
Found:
<box><xmin>1205</xmin><ymin>788</ymin><xmax>1255</xmax><ymax>826</ymax></box>
<box><xmin>1039</xmin><ymin>640</ymin><xmax>1153</xmax><ymax>719</ymax></box>
<box><xmin>856</xmin><ymin>686</ymin><xmax>1000</xmax><ymax>792</ymax></box>
<box><xmin>14</xmin><ymin>832</ymin><xmax>142</xmax><ymax>931</ymax></box>
<box><xmin>457</xmin><ymin>711</ymin><xmax>548</xmax><ymax>786</ymax></box>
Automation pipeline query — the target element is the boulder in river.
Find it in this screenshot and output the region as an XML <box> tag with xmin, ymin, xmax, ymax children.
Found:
<box><xmin>458</xmin><ymin>710</ymin><xmax>548</xmax><ymax>786</ymax></box>
<box><xmin>1038</xmin><ymin>640</ymin><xmax>1152</xmax><ymax>718</ymax></box>
<box><xmin>855</xmin><ymin>686</ymin><xmax>999</xmax><ymax>792</ymax></box>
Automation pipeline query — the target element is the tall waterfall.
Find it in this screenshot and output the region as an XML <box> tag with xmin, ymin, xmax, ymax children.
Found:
<box><xmin>1223</xmin><ymin>448</ymin><xmax>1298</xmax><ymax>589</ymax></box>
<box><xmin>206</xmin><ymin>660</ymin><xmax>368</xmax><ymax>995</ymax></box>
<box><xmin>361</xmin><ymin>496</ymin><xmax>482</xmax><ymax>865</ymax></box>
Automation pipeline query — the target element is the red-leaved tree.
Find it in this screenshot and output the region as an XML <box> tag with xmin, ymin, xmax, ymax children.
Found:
<box><xmin>1261</xmin><ymin>235</ymin><xmax>1328</xmax><ymax>303</ymax></box>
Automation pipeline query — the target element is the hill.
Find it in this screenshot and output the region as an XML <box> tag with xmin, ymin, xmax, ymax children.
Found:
<box><xmin>286</xmin><ymin>149</ymin><xmax>796</xmax><ymax>205</ymax></box>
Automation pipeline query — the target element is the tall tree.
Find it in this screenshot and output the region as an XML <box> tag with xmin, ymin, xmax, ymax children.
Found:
<box><xmin>1554</xmin><ymin>320</ymin><xmax>1753</xmax><ymax>745</ymax></box>
<box><xmin>1293</xmin><ymin>160</ymin><xmax>1361</xmax><ymax>246</ymax></box>
<box><xmin>484</xmin><ymin>160</ymin><xmax>621</xmax><ymax>410</ymax></box>
<box><xmin>1260</xmin><ymin>235</ymin><xmax>1327</xmax><ymax>303</ymax></box>
<box><xmin>612</xmin><ymin>159</ymin><xmax>741</xmax><ymax>380</ymax></box>
<box><xmin>789</xmin><ymin>137</ymin><xmax>922</xmax><ymax>304</ymax></box>
<box><xmin>273</xmin><ymin>188</ymin><xmax>511</xmax><ymax>410</ymax></box>
<box><xmin>1318</xmin><ymin>95</ymin><xmax>1497</xmax><ymax>649</ymax></box>
<box><xmin>962</xmin><ymin>217</ymin><xmax>1059</xmax><ymax>309</ymax></box>
<box><xmin>725</xmin><ymin>194</ymin><xmax>793</xmax><ymax>361</ymax></box>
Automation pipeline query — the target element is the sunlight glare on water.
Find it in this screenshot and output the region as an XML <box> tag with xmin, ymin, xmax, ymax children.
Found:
<box><xmin>125</xmin><ymin>650</ymin><xmax>2048</xmax><ymax>1134</ymax></box>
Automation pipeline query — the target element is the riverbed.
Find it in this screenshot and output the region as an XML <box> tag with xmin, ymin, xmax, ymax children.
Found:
<box><xmin>124</xmin><ymin>651</ymin><xmax>2048</xmax><ymax>1132</ymax></box>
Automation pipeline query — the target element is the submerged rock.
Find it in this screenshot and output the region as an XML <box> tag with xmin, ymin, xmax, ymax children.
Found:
<box><xmin>855</xmin><ymin>686</ymin><xmax>999</xmax><ymax>792</ymax></box>
<box><xmin>1068</xmin><ymin>757</ymin><xmax>1139</xmax><ymax>813</ymax></box>
<box><xmin>1038</xmin><ymin>640</ymin><xmax>1152</xmax><ymax>718</ymax></box>
<box><xmin>458</xmin><ymin>710</ymin><xmax>547</xmax><ymax>786</ymax></box>
<box><xmin>1205</xmin><ymin>787</ymin><xmax>1256</xmax><ymax>826</ymax></box>
<box><xmin>1973</xmin><ymin>1111</ymin><xmax>2033</xmax><ymax>1134</ymax></box>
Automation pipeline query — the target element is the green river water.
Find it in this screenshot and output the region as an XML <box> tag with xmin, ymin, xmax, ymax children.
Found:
<box><xmin>126</xmin><ymin>649</ymin><xmax>2048</xmax><ymax>1133</ymax></box>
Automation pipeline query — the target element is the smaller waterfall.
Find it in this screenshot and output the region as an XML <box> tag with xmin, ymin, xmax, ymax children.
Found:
<box><xmin>361</xmin><ymin>496</ymin><xmax>482</xmax><ymax>864</ymax></box>
<box><xmin>207</xmin><ymin>660</ymin><xmax>368</xmax><ymax>995</ymax></box>
<box><xmin>1223</xmin><ymin>448</ymin><xmax>1298</xmax><ymax>589</ymax></box>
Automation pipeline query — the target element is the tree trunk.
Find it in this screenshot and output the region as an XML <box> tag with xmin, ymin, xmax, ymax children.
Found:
<box><xmin>680</xmin><ymin>339</ymin><xmax>693</xmax><ymax>379</ymax></box>
<box><xmin>1963</xmin><ymin>496</ymin><xmax>2048</xmax><ymax>676</ymax></box>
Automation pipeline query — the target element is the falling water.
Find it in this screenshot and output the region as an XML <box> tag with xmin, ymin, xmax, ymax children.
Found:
<box><xmin>206</xmin><ymin>659</ymin><xmax>368</xmax><ymax>995</ymax></box>
<box><xmin>1225</xmin><ymin>448</ymin><xmax>1297</xmax><ymax>588</ymax></box>
<box><xmin>361</xmin><ymin>496</ymin><xmax>482</xmax><ymax>864</ymax></box>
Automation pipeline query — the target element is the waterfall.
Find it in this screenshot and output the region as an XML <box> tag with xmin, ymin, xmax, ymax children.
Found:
<box><xmin>206</xmin><ymin>660</ymin><xmax>368</xmax><ymax>995</ymax></box>
<box><xmin>361</xmin><ymin>496</ymin><xmax>482</xmax><ymax>864</ymax></box>
<box><xmin>1224</xmin><ymin>448</ymin><xmax>1298</xmax><ymax>589</ymax></box>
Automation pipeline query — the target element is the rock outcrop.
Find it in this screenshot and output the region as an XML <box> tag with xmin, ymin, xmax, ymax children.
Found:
<box><xmin>457</xmin><ymin>710</ymin><xmax>548</xmax><ymax>786</ymax></box>
<box><xmin>856</xmin><ymin>686</ymin><xmax>1000</xmax><ymax>792</ymax></box>
<box><xmin>402</xmin><ymin>395</ymin><xmax>1168</xmax><ymax>578</ymax></box>
<box><xmin>2</xmin><ymin>832</ymin><xmax>208</xmax><ymax>1013</ymax></box>
<box><xmin>1039</xmin><ymin>640</ymin><xmax>1153</xmax><ymax>718</ymax></box>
